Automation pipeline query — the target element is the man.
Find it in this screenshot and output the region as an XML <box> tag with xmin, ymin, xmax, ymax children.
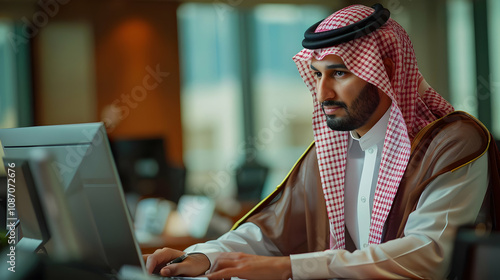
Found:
<box><xmin>145</xmin><ymin>4</ymin><xmax>500</xmax><ymax>279</ymax></box>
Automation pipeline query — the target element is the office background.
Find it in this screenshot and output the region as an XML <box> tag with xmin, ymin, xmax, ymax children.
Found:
<box><xmin>0</xmin><ymin>0</ymin><xmax>499</xmax><ymax>207</ymax></box>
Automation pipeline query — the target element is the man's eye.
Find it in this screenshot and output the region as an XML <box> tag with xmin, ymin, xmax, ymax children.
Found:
<box><xmin>313</xmin><ymin>71</ymin><xmax>322</xmax><ymax>78</ymax></box>
<box><xmin>333</xmin><ymin>71</ymin><xmax>346</xmax><ymax>77</ymax></box>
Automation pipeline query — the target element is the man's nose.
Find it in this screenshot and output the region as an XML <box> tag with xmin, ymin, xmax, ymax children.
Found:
<box><xmin>316</xmin><ymin>78</ymin><xmax>335</xmax><ymax>103</ymax></box>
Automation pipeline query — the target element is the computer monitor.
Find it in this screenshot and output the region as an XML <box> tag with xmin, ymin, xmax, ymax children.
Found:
<box><xmin>0</xmin><ymin>123</ymin><xmax>145</xmax><ymax>274</ymax></box>
<box><xmin>2</xmin><ymin>159</ymin><xmax>50</xmax><ymax>253</ymax></box>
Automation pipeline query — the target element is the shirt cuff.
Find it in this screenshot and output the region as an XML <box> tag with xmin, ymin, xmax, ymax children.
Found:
<box><xmin>184</xmin><ymin>243</ymin><xmax>225</xmax><ymax>273</ymax></box>
<box><xmin>290</xmin><ymin>251</ymin><xmax>332</xmax><ymax>279</ymax></box>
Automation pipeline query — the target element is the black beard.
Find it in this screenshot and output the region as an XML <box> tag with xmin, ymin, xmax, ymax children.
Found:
<box><xmin>322</xmin><ymin>83</ymin><xmax>380</xmax><ymax>131</ymax></box>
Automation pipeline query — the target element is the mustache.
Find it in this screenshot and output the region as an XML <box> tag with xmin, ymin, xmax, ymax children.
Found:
<box><xmin>321</xmin><ymin>100</ymin><xmax>347</xmax><ymax>109</ymax></box>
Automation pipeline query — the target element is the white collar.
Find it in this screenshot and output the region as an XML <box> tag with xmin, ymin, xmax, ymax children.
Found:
<box><xmin>349</xmin><ymin>106</ymin><xmax>391</xmax><ymax>151</ymax></box>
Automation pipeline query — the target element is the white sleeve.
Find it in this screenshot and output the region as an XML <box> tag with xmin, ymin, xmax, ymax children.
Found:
<box><xmin>183</xmin><ymin>222</ymin><xmax>281</xmax><ymax>269</ymax></box>
<box><xmin>291</xmin><ymin>153</ymin><xmax>489</xmax><ymax>280</ymax></box>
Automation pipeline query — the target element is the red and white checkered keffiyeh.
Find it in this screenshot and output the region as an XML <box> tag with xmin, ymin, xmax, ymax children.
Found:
<box><xmin>293</xmin><ymin>4</ymin><xmax>454</xmax><ymax>249</ymax></box>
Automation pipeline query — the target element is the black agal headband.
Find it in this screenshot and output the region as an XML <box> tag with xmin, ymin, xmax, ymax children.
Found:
<box><xmin>302</xmin><ymin>3</ymin><xmax>390</xmax><ymax>49</ymax></box>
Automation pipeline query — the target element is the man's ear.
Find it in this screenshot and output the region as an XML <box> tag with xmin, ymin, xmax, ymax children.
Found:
<box><xmin>383</xmin><ymin>57</ymin><xmax>394</xmax><ymax>81</ymax></box>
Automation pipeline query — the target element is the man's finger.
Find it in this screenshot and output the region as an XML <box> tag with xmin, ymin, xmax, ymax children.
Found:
<box><xmin>160</xmin><ymin>253</ymin><xmax>211</xmax><ymax>277</ymax></box>
<box><xmin>161</xmin><ymin>260</ymin><xmax>204</xmax><ymax>277</ymax></box>
<box><xmin>160</xmin><ymin>263</ymin><xmax>181</xmax><ymax>276</ymax></box>
<box><xmin>145</xmin><ymin>248</ymin><xmax>183</xmax><ymax>274</ymax></box>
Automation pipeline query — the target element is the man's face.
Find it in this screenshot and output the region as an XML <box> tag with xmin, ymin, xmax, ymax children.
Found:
<box><xmin>310</xmin><ymin>54</ymin><xmax>390</xmax><ymax>136</ymax></box>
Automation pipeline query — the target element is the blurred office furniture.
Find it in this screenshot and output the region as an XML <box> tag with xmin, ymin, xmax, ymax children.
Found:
<box><xmin>110</xmin><ymin>138</ymin><xmax>185</xmax><ymax>203</ymax></box>
<box><xmin>235</xmin><ymin>161</ymin><xmax>268</xmax><ymax>202</ymax></box>
<box><xmin>176</xmin><ymin>195</ymin><xmax>216</xmax><ymax>239</ymax></box>
<box><xmin>450</xmin><ymin>225</ymin><xmax>500</xmax><ymax>279</ymax></box>
<box><xmin>134</xmin><ymin>197</ymin><xmax>175</xmax><ymax>247</ymax></box>
<box><xmin>134</xmin><ymin>198</ymin><xmax>175</xmax><ymax>236</ymax></box>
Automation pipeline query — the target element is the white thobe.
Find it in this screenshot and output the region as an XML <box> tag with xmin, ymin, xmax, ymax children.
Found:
<box><xmin>344</xmin><ymin>107</ymin><xmax>390</xmax><ymax>250</ymax></box>
<box><xmin>184</xmin><ymin>111</ymin><xmax>489</xmax><ymax>279</ymax></box>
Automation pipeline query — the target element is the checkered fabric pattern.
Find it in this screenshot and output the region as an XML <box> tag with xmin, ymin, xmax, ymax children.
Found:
<box><xmin>293</xmin><ymin>5</ymin><xmax>454</xmax><ymax>249</ymax></box>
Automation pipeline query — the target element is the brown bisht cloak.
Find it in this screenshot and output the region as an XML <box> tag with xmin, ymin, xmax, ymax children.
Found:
<box><xmin>233</xmin><ymin>111</ymin><xmax>500</xmax><ymax>255</ymax></box>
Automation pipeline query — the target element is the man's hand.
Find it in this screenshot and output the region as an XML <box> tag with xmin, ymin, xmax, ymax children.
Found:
<box><xmin>207</xmin><ymin>252</ymin><xmax>292</xmax><ymax>280</ymax></box>
<box><xmin>143</xmin><ymin>248</ymin><xmax>210</xmax><ymax>276</ymax></box>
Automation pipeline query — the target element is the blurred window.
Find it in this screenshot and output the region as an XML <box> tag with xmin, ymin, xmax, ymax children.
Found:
<box><xmin>177</xmin><ymin>3</ymin><xmax>243</xmax><ymax>199</ymax></box>
<box><xmin>0</xmin><ymin>21</ymin><xmax>18</xmax><ymax>129</ymax></box>
<box><xmin>488</xmin><ymin>0</ymin><xmax>500</xmax><ymax>138</ymax></box>
<box><xmin>447</xmin><ymin>0</ymin><xmax>499</xmax><ymax>138</ymax></box>
<box><xmin>177</xmin><ymin>3</ymin><xmax>328</xmax><ymax>199</ymax></box>
<box><xmin>0</xmin><ymin>20</ymin><xmax>33</xmax><ymax>129</ymax></box>
<box><xmin>446</xmin><ymin>0</ymin><xmax>477</xmax><ymax>116</ymax></box>
<box><xmin>250</xmin><ymin>5</ymin><xmax>328</xmax><ymax>197</ymax></box>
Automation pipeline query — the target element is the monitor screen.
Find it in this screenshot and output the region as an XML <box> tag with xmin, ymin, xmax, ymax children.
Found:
<box><xmin>0</xmin><ymin>123</ymin><xmax>145</xmax><ymax>274</ymax></box>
